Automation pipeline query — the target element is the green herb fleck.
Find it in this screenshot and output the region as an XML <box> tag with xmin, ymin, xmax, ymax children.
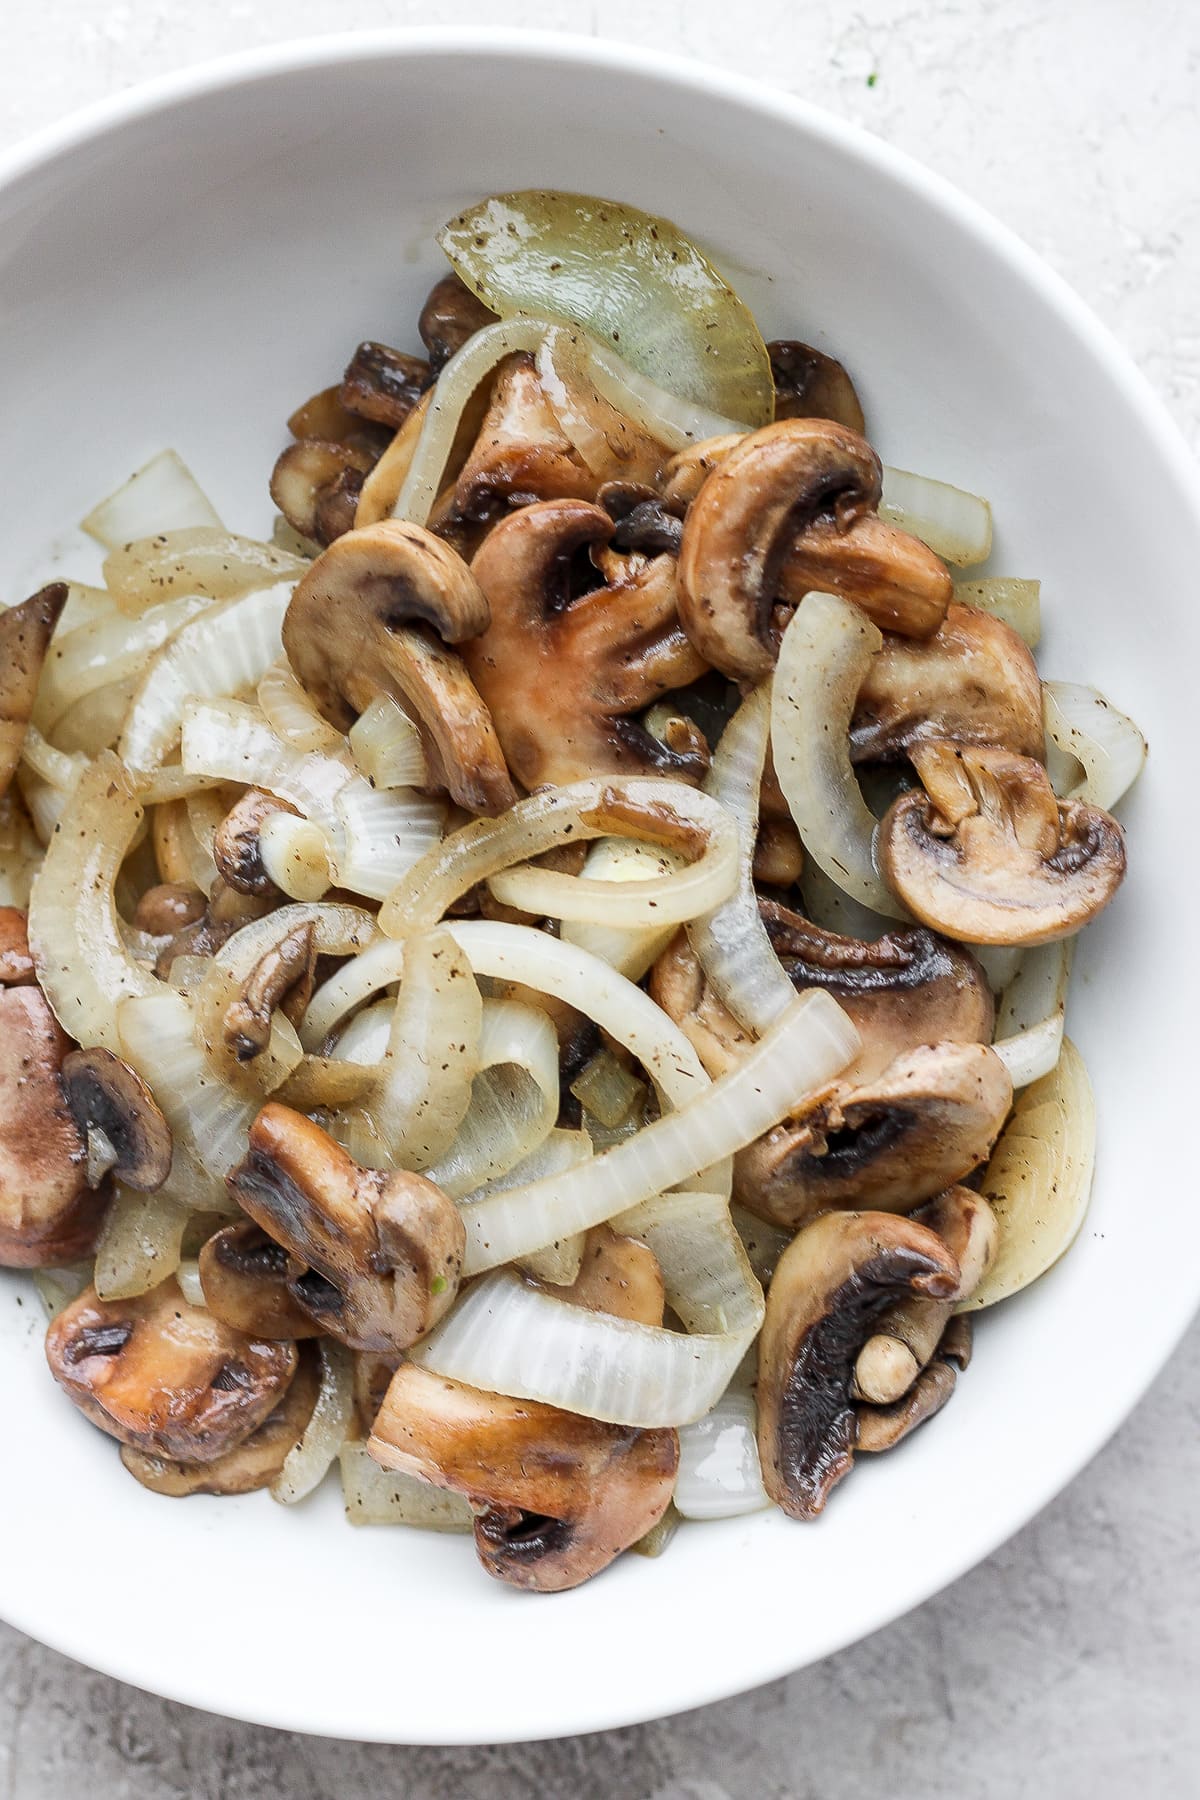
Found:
<box><xmin>867</xmin><ymin>71</ymin><xmax>879</xmax><ymax>87</ymax></box>
<box><xmin>431</xmin><ymin>1275</ymin><xmax>448</xmax><ymax>1296</ymax></box>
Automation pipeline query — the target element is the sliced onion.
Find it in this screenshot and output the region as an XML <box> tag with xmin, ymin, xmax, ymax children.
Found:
<box><xmin>119</xmin><ymin>583</ymin><xmax>293</xmax><ymax>769</ymax></box>
<box><xmin>181</xmin><ymin>697</ymin><xmax>351</xmax><ymax>834</ymax></box>
<box><xmin>674</xmin><ymin>1390</ymin><xmax>769</xmax><ymax>1519</ymax></box>
<box><xmin>81</xmin><ymin>449</ymin><xmax>222</xmax><ymax>549</ymax></box>
<box><xmin>537</xmin><ymin>324</ymin><xmax>734</xmax><ymax>459</ymax></box>
<box><xmin>970</xmin><ymin>943</ymin><xmax>1024</xmax><ymax>996</ymax></box>
<box><xmin>20</xmin><ymin>725</ymin><xmax>87</xmax><ymax>793</ymax></box>
<box><xmin>730</xmin><ymin>1204</ymin><xmax>793</xmax><ymax>1287</ymax></box>
<box><xmin>34</xmin><ymin>594</ymin><xmax>211</xmax><ymax>734</ymax></box>
<box><xmin>340</xmin><ymin>1439</ymin><xmax>473</xmax><ymax>1530</ymax></box>
<box><xmin>453</xmin><ymin>989</ymin><xmax>857</xmax><ymax>1273</ymax></box>
<box><xmin>880</xmin><ymin>466</ymin><xmax>992</xmax><ymax>567</ymax></box>
<box><xmin>332</xmin><ymin>783</ymin><xmax>444</xmax><ymax>902</ymax></box>
<box><xmin>954</xmin><ymin>577</ymin><xmax>1041</xmax><ymax>647</ymax></box>
<box><xmin>270</xmin><ymin>1339</ymin><xmax>355</xmax><ymax>1504</ymax></box>
<box><xmin>31</xmin><ymin>1265</ymin><xmax>92</xmax><ymax>1320</ymax></box>
<box><xmin>772</xmin><ymin>592</ymin><xmax>905</xmax><ymax>917</ymax></box>
<box><xmin>329</xmin><ymin>998</ymin><xmax>393</xmax><ymax>1066</ymax></box>
<box><xmin>795</xmin><ymin>859</ymin><xmax>895</xmax><ymax>943</ymax></box>
<box><xmin>570</xmin><ymin>1047</ymin><xmax>644</xmax><ymax>1128</ymax></box>
<box><xmin>257</xmin><ymin>658</ymin><xmax>346</xmax><ymax>755</ymax></box>
<box><xmin>103</xmin><ymin>527</ymin><xmax>304</xmax><ymax>614</ymax></box>
<box><xmin>52</xmin><ymin>681</ymin><xmax>130</xmax><ymax>754</ymax></box>
<box><xmin>559</xmin><ymin>837</ymin><xmax>687</xmax><ymax>981</ymax></box>
<box><xmin>58</xmin><ymin>583</ymin><xmax>116</xmax><ymax>633</ymax></box>
<box><xmin>415</xmin><ymin>1189</ymin><xmax>762</xmax><ymax>1427</ymax></box>
<box><xmin>93</xmin><ymin>1186</ymin><xmax>190</xmax><ymax>1300</ymax></box>
<box><xmin>154</xmin><ymin>795</ymin><xmax>218</xmax><ymax>895</ymax></box>
<box><xmin>258</xmin><ymin>811</ymin><xmax>334</xmax><ymax>901</ymax></box>
<box><xmin>348</xmin><ymin>692</ymin><xmax>428</xmax><ymax>789</ymax></box>
<box><xmin>118</xmin><ymin>989</ymin><xmax>258</xmax><ymax>1181</ymax></box>
<box><xmin>690</xmin><ymin>683</ymin><xmax>795</xmax><ymax>1034</ymax></box>
<box><xmin>175</xmin><ymin>1259</ymin><xmax>206</xmax><ymax>1307</ymax></box>
<box><xmin>992</xmin><ymin>940</ymin><xmax>1072</xmax><ymax>1088</ymax></box>
<box><xmin>424</xmin><ymin>999</ymin><xmax>560</xmax><ymax>1199</ymax></box>
<box><xmin>1042</xmin><ymin>682</ymin><xmax>1147</xmax><ymax>811</ymax></box>
<box><xmin>963</xmin><ymin>1036</ymin><xmax>1094</xmax><ymax>1310</ymax></box>
<box><xmin>27</xmin><ymin>754</ymin><xmax>157</xmax><ymax>1050</ymax></box>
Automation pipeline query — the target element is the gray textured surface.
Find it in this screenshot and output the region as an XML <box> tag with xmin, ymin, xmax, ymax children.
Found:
<box><xmin>2</xmin><ymin>0</ymin><xmax>1198</xmax><ymax>1790</ymax></box>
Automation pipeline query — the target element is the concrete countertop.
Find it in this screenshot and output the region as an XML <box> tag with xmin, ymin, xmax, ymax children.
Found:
<box><xmin>1</xmin><ymin>3</ymin><xmax>1197</xmax><ymax>1793</ymax></box>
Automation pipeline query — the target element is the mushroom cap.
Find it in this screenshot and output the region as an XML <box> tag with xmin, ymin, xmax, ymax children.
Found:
<box><xmin>369</xmin><ymin>1365</ymin><xmax>678</xmax><ymax>1593</ymax></box>
<box><xmin>270</xmin><ymin>439</ymin><xmax>377</xmax><ymax>546</ymax></box>
<box><xmin>537</xmin><ymin>1224</ymin><xmax>666</xmax><ymax>1326</ymax></box>
<box><xmin>227</xmin><ymin>1104</ymin><xmax>466</xmax><ymax>1353</ymax></box>
<box><xmin>418</xmin><ymin>272</ymin><xmax>498</xmax><ymax>374</ymax></box>
<box><xmin>756</xmin><ymin>1208</ymin><xmax>960</xmax><ymax>1518</ymax></box>
<box><xmin>282</xmin><ymin>520</ymin><xmax>517</xmax><ymax>816</ymax></box>
<box><xmin>61</xmin><ymin>1046</ymin><xmax>173</xmax><ymax>1192</ymax></box>
<box><xmin>119</xmin><ymin>1340</ymin><xmax>321</xmax><ymax>1496</ymax></box>
<box><xmin>0</xmin><ymin>583</ymin><xmax>68</xmax><ymax>796</ymax></box>
<box><xmin>340</xmin><ymin>340</ymin><xmax>431</xmax><ymax>431</ymax></box>
<box><xmin>767</xmin><ymin>339</ymin><xmax>867</xmax><ymax>433</ymax></box>
<box><xmin>735</xmin><ymin>1040</ymin><xmax>1013</xmax><ymax>1226</ymax></box>
<box><xmin>0</xmin><ymin>986</ymin><xmax>100</xmax><ymax>1268</ymax></box>
<box><xmin>880</xmin><ymin>740</ymin><xmax>1127</xmax><ymax>946</ymax></box>
<box><xmin>452</xmin><ymin>352</ymin><xmax>596</xmax><ymax>519</ymax></box>
<box><xmin>850</xmin><ymin>602</ymin><xmax>1045</xmax><ymax>763</ymax></box>
<box><xmin>198</xmin><ymin>1219</ymin><xmax>324</xmax><ymax>1340</ymax></box>
<box><xmin>466</xmin><ymin>497</ymin><xmax>707</xmax><ymax>790</ymax></box>
<box><xmin>131</xmin><ymin>882</ymin><xmax>207</xmax><ymax>937</ymax></box>
<box><xmin>212</xmin><ymin>789</ymin><xmax>298</xmax><ymax>898</ymax></box>
<box><xmin>45</xmin><ymin>1277</ymin><xmax>298</xmax><ymax>1462</ymax></box>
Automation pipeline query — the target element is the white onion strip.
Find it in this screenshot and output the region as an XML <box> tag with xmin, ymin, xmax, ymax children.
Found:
<box><xmin>674</xmin><ymin>1390</ymin><xmax>769</xmax><ymax>1520</ymax></box>
<box><xmin>34</xmin><ymin>594</ymin><xmax>211</xmax><ymax>734</ymax></box>
<box><xmin>1042</xmin><ymin>682</ymin><xmax>1147</xmax><ymax>811</ymax></box>
<box><xmin>954</xmin><ymin>577</ymin><xmax>1041</xmax><ymax>648</ymax></box>
<box><xmin>257</xmin><ymin>658</ymin><xmax>345</xmax><ymax>755</ymax></box>
<box><xmin>991</xmin><ymin>940</ymin><xmax>1072</xmax><ymax>1088</ymax></box>
<box><xmin>93</xmin><ymin>1187</ymin><xmax>191</xmax><ymax>1301</ymax></box>
<box><xmin>689</xmin><ymin>683</ymin><xmax>795</xmax><ymax>1034</ymax></box>
<box><xmin>271</xmin><ymin>1340</ymin><xmax>355</xmax><ymax>1504</ymax></box>
<box><xmin>348</xmin><ymin>692</ymin><xmax>428</xmax><ymax>789</ymax></box>
<box><xmin>424</xmin><ymin>999</ymin><xmax>560</xmax><ymax>1199</ymax></box>
<box><xmin>340</xmin><ymin>1439</ymin><xmax>472</xmax><ymax>1530</ymax></box>
<box><xmin>537</xmin><ymin>324</ymin><xmax>739</xmax><ymax>455</ymax></box>
<box><xmin>880</xmin><ymin>466</ymin><xmax>992</xmax><ymax>567</ymax></box>
<box><xmin>559</xmin><ymin>837</ymin><xmax>687</xmax><ymax>980</ymax></box>
<box><xmin>772</xmin><ymin>592</ymin><xmax>906</xmax><ymax>917</ymax></box>
<box><xmin>81</xmin><ymin>449</ymin><xmax>222</xmax><ymax>549</ymax></box>
<box><xmin>118</xmin><ymin>989</ymin><xmax>258</xmax><ymax>1181</ymax></box>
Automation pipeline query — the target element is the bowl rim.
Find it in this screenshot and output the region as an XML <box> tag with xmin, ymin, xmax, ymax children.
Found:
<box><xmin>1</xmin><ymin>24</ymin><xmax>1198</xmax><ymax>1744</ymax></box>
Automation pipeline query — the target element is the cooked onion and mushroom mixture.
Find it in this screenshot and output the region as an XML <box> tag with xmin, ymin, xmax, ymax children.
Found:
<box><xmin>1</xmin><ymin>193</ymin><xmax>1146</xmax><ymax>1591</ymax></box>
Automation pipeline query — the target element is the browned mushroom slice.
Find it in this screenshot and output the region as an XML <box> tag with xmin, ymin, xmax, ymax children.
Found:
<box><xmin>370</xmin><ymin>1364</ymin><xmax>678</xmax><ymax>1592</ymax></box>
<box><xmin>466</xmin><ymin>497</ymin><xmax>707</xmax><ymax>789</ymax></box>
<box><xmin>753</xmin><ymin>816</ymin><xmax>805</xmax><ymax>889</ymax></box>
<box><xmin>0</xmin><ymin>986</ymin><xmax>102</xmax><ymax>1268</ymax></box>
<box><xmin>340</xmin><ymin>341</ymin><xmax>431</xmax><ymax>429</ymax></box>
<box><xmin>418</xmin><ymin>272</ymin><xmax>499</xmax><ymax>373</ymax></box>
<box><xmin>45</xmin><ymin>1277</ymin><xmax>298</xmax><ymax>1461</ymax></box>
<box><xmin>287</xmin><ymin>385</ymin><xmax>365</xmax><ymax>445</ymax></box>
<box><xmin>270</xmin><ymin>440</ymin><xmax>377</xmax><ymax>547</ymax></box>
<box><xmin>132</xmin><ymin>882</ymin><xmax>207</xmax><ymax>937</ymax></box>
<box><xmin>855</xmin><ymin>1357</ymin><xmax>957</xmax><ymax>1453</ymax></box>
<box><xmin>0</xmin><ymin>583</ymin><xmax>68</xmax><ymax>796</ymax></box>
<box><xmin>756</xmin><ymin>1209</ymin><xmax>960</xmax><ymax>1518</ymax></box>
<box><xmin>0</xmin><ymin>906</ymin><xmax>36</xmax><ymax>985</ymax></box>
<box><xmin>658</xmin><ymin>434</ymin><xmax>746</xmax><ymax>511</ymax></box>
<box><xmin>282</xmin><ymin>520</ymin><xmax>516</xmax><ymax>816</ymax></box>
<box><xmin>676</xmin><ymin>420</ymin><xmax>950</xmax><ymax>678</ymax></box>
<box><xmin>212</xmin><ymin>789</ymin><xmax>299</xmax><ymax>897</ymax></box>
<box><xmin>598</xmin><ymin>482</ymin><xmax>686</xmax><ymax>558</ymax></box>
<box><xmin>768</xmin><ymin>340</ymin><xmax>867</xmax><ymax>433</ymax></box>
<box><xmin>537</xmin><ymin>1224</ymin><xmax>666</xmax><ymax>1325</ymax></box>
<box><xmin>120</xmin><ymin>1341</ymin><xmax>321</xmax><ymax>1495</ymax></box>
<box><xmin>735</xmin><ymin>1041</ymin><xmax>1012</xmax><ymax>1227</ymax></box>
<box><xmin>61</xmin><ymin>1048</ymin><xmax>173</xmax><ymax>1192</ymax></box>
<box><xmin>649</xmin><ymin>930</ymin><xmax>754</xmax><ymax>1078</ymax></box>
<box><xmin>880</xmin><ymin>740</ymin><xmax>1127</xmax><ymax>945</ymax></box>
<box><xmin>198</xmin><ymin>1219</ymin><xmax>324</xmax><ymax>1340</ymax></box>
<box><xmin>851</xmin><ymin>603</ymin><xmax>1045</xmax><ymax>763</ymax></box>
<box><xmin>223</xmin><ymin>921</ymin><xmax>317</xmax><ymax>1063</ymax></box>
<box><xmin>453</xmin><ymin>353</ymin><xmax>596</xmax><ymax>519</ymax></box>
<box><xmin>227</xmin><ymin>1104</ymin><xmax>465</xmax><ymax>1353</ymax></box>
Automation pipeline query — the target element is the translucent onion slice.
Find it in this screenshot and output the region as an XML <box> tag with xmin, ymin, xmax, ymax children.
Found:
<box><xmin>258</xmin><ymin>812</ymin><xmax>334</xmax><ymax>902</ymax></box>
<box><xmin>330</xmin><ymin>998</ymin><xmax>392</xmax><ymax>1066</ymax></box>
<box><xmin>992</xmin><ymin>940</ymin><xmax>1072</xmax><ymax>1088</ymax></box>
<box><xmin>270</xmin><ymin>1339</ymin><xmax>355</xmax><ymax>1504</ymax></box>
<box><xmin>119</xmin><ymin>583</ymin><xmax>293</xmax><ymax>769</ymax></box>
<box><xmin>379</xmin><ymin>777</ymin><xmax>738</xmax><ymax>936</ymax></box>
<box><xmin>340</xmin><ymin>1439</ymin><xmax>473</xmax><ymax>1530</ymax></box>
<box><xmin>970</xmin><ymin>943</ymin><xmax>1024</xmax><ymax>996</ymax></box>
<box><xmin>332</xmin><ymin>783</ymin><xmax>444</xmax><ymax>902</ymax></box>
<box><xmin>415</xmin><ymin>1189</ymin><xmax>762</xmax><ymax>1427</ymax></box>
<box><xmin>347</xmin><ymin>692</ymin><xmax>428</xmax><ymax>789</ymax></box>
<box><xmin>730</xmin><ymin>1203</ymin><xmax>793</xmax><ymax>1287</ymax></box>
<box><xmin>175</xmin><ymin>1259</ymin><xmax>206</xmax><ymax>1308</ymax></box>
<box><xmin>118</xmin><ymin>989</ymin><xmax>259</xmax><ymax>1181</ymax></box>
<box><xmin>32</xmin><ymin>1265</ymin><xmax>92</xmax><ymax>1320</ymax></box>
<box><xmin>424</xmin><ymin>999</ymin><xmax>560</xmax><ymax>1199</ymax></box>
<box><xmin>690</xmin><ymin>683</ymin><xmax>795</xmax><ymax>1034</ymax></box>
<box><xmin>103</xmin><ymin>528</ymin><xmax>304</xmax><ymax>615</ymax></box>
<box><xmin>58</xmin><ymin>582</ymin><xmax>116</xmax><ymax>633</ymax></box>
<box><xmin>93</xmin><ymin>1187</ymin><xmax>190</xmax><ymax>1301</ymax></box>
<box><xmin>257</xmin><ymin>658</ymin><xmax>345</xmax><ymax>755</ymax></box>
<box><xmin>452</xmin><ymin>989</ymin><xmax>857</xmax><ymax>1273</ymax></box>
<box><xmin>570</xmin><ymin>1047</ymin><xmax>644</xmax><ymax>1128</ymax></box>
<box><xmin>438</xmin><ymin>190</ymin><xmax>774</xmax><ymax>427</ymax></box>
<box><xmin>961</xmin><ymin>1036</ymin><xmax>1095</xmax><ymax>1310</ymax></box>
<box><xmin>772</xmin><ymin>592</ymin><xmax>905</xmax><ymax>918</ymax></box>
<box><xmin>559</xmin><ymin>838</ymin><xmax>687</xmax><ymax>981</ymax></box>
<box><xmin>537</xmin><ymin>325</ymin><xmax>736</xmax><ymax>458</ymax></box>
<box><xmin>954</xmin><ymin>577</ymin><xmax>1041</xmax><ymax>648</ymax></box>
<box><xmin>674</xmin><ymin>1389</ymin><xmax>769</xmax><ymax>1520</ymax></box>
<box><xmin>27</xmin><ymin>754</ymin><xmax>156</xmax><ymax>1050</ymax></box>
<box><xmin>81</xmin><ymin>449</ymin><xmax>222</xmax><ymax>549</ymax></box>
<box><xmin>1042</xmin><ymin>682</ymin><xmax>1147</xmax><ymax>811</ymax></box>
<box><xmin>879</xmin><ymin>466</ymin><xmax>992</xmax><ymax>567</ymax></box>
<box><xmin>34</xmin><ymin>594</ymin><xmax>211</xmax><ymax>734</ymax></box>
<box><xmin>52</xmin><ymin>681</ymin><xmax>130</xmax><ymax>754</ymax></box>
<box><xmin>20</xmin><ymin>725</ymin><xmax>86</xmax><ymax>793</ymax></box>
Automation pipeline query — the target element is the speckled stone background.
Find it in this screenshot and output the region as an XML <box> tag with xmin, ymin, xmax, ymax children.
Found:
<box><xmin>2</xmin><ymin>4</ymin><xmax>1198</xmax><ymax>1793</ymax></box>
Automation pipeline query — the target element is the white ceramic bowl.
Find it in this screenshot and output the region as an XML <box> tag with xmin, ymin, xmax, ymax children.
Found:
<box><xmin>0</xmin><ymin>28</ymin><xmax>1196</xmax><ymax>1746</ymax></box>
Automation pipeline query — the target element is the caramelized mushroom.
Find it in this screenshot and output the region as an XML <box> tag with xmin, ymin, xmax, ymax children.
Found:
<box><xmin>223</xmin><ymin>921</ymin><xmax>317</xmax><ymax>1063</ymax></box>
<box><xmin>676</xmin><ymin>420</ymin><xmax>950</xmax><ymax>677</ymax></box>
<box><xmin>452</xmin><ymin>353</ymin><xmax>595</xmax><ymax>519</ymax></box>
<box><xmin>0</xmin><ymin>584</ymin><xmax>68</xmax><ymax>795</ymax></box>
<box><xmin>855</xmin><ymin>1356</ymin><xmax>957</xmax><ymax>1453</ymax></box>
<box><xmin>340</xmin><ymin>341</ymin><xmax>431</xmax><ymax>429</ymax></box>
<box><xmin>227</xmin><ymin>1104</ymin><xmax>465</xmax><ymax>1352</ymax></box>
<box><xmin>45</xmin><ymin>1277</ymin><xmax>298</xmax><ymax>1461</ymax></box>
<box><xmin>0</xmin><ymin>986</ymin><xmax>100</xmax><ymax>1268</ymax></box>
<box><xmin>466</xmin><ymin>497</ymin><xmax>707</xmax><ymax>788</ymax></box>
<box><xmin>132</xmin><ymin>882</ymin><xmax>206</xmax><ymax>938</ymax></box>
<box><xmin>370</xmin><ymin>1364</ymin><xmax>678</xmax><ymax>1592</ymax></box>
<box><xmin>282</xmin><ymin>520</ymin><xmax>516</xmax><ymax>815</ymax></box>
<box><xmin>61</xmin><ymin>1047</ymin><xmax>173</xmax><ymax>1191</ymax></box>
<box><xmin>269</xmin><ymin>440</ymin><xmax>377</xmax><ymax>547</ymax></box>
<box><xmin>756</xmin><ymin>1209</ymin><xmax>960</xmax><ymax>1518</ymax></box>
<box><xmin>0</xmin><ymin>905</ymin><xmax>36</xmax><ymax>985</ymax></box>
<box><xmin>880</xmin><ymin>740</ymin><xmax>1127</xmax><ymax>945</ymax></box>
<box><xmin>418</xmin><ymin>272</ymin><xmax>498</xmax><ymax>374</ymax></box>
<box><xmin>768</xmin><ymin>339</ymin><xmax>867</xmax><ymax>433</ymax></box>
<box><xmin>212</xmin><ymin>789</ymin><xmax>299</xmax><ymax>897</ymax></box>
<box><xmin>198</xmin><ymin>1218</ymin><xmax>323</xmax><ymax>1339</ymax></box>
<box><xmin>658</xmin><ymin>435</ymin><xmax>746</xmax><ymax>511</ymax></box>
<box><xmin>538</xmin><ymin>1224</ymin><xmax>666</xmax><ymax>1325</ymax></box>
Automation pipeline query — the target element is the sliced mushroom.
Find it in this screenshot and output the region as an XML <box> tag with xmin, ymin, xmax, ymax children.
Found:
<box><xmin>120</xmin><ymin>1340</ymin><xmax>321</xmax><ymax>1495</ymax></box>
<box><xmin>45</xmin><ymin>1277</ymin><xmax>298</xmax><ymax>1461</ymax></box>
<box><xmin>856</xmin><ymin>1357</ymin><xmax>957</xmax><ymax>1453</ymax></box>
<box><xmin>370</xmin><ymin>1364</ymin><xmax>678</xmax><ymax>1592</ymax></box>
<box><xmin>676</xmin><ymin>420</ymin><xmax>950</xmax><ymax>678</ymax></box>
<box><xmin>0</xmin><ymin>906</ymin><xmax>36</xmax><ymax>985</ymax></box>
<box><xmin>0</xmin><ymin>986</ymin><xmax>101</xmax><ymax>1268</ymax></box>
<box><xmin>854</xmin><ymin>1187</ymin><xmax>998</xmax><ymax>1403</ymax></box>
<box><xmin>223</xmin><ymin>920</ymin><xmax>317</xmax><ymax>1064</ymax></box>
<box><xmin>227</xmin><ymin>1104</ymin><xmax>465</xmax><ymax>1352</ymax></box>
<box><xmin>768</xmin><ymin>339</ymin><xmax>866</xmax><ymax>433</ymax></box>
<box><xmin>658</xmin><ymin>435</ymin><xmax>746</xmax><ymax>511</ymax></box>
<box><xmin>198</xmin><ymin>1219</ymin><xmax>324</xmax><ymax>1340</ymax></box>
<box><xmin>132</xmin><ymin>882</ymin><xmax>207</xmax><ymax>937</ymax></box>
<box><xmin>466</xmin><ymin>497</ymin><xmax>707</xmax><ymax>789</ymax></box>
<box><xmin>735</xmin><ymin>1041</ymin><xmax>1012</xmax><ymax>1227</ymax></box>
<box><xmin>880</xmin><ymin>740</ymin><xmax>1127</xmax><ymax>945</ymax></box>
<box><xmin>753</xmin><ymin>816</ymin><xmax>805</xmax><ymax>889</ymax></box>
<box><xmin>453</xmin><ymin>352</ymin><xmax>595</xmax><ymax>519</ymax></box>
<box><xmin>851</xmin><ymin>603</ymin><xmax>1045</xmax><ymax>763</ymax></box>
<box><xmin>0</xmin><ymin>583</ymin><xmax>68</xmax><ymax>796</ymax></box>
<box><xmin>756</xmin><ymin>1208</ymin><xmax>960</xmax><ymax>1518</ymax></box>
<box><xmin>212</xmin><ymin>789</ymin><xmax>299</xmax><ymax>897</ymax></box>
<box><xmin>61</xmin><ymin>1047</ymin><xmax>173</xmax><ymax>1192</ymax></box>
<box><xmin>598</xmin><ymin>483</ymin><xmax>685</xmax><ymax>557</ymax></box>
<box><xmin>648</xmin><ymin>930</ymin><xmax>753</xmax><ymax>1077</ymax></box>
<box><xmin>418</xmin><ymin>272</ymin><xmax>498</xmax><ymax>374</ymax></box>
<box><xmin>538</xmin><ymin>1224</ymin><xmax>665</xmax><ymax>1325</ymax></box>
<box><xmin>340</xmin><ymin>340</ymin><xmax>431</xmax><ymax>429</ymax></box>
<box><xmin>282</xmin><ymin>520</ymin><xmax>516</xmax><ymax>815</ymax></box>
<box><xmin>270</xmin><ymin>440</ymin><xmax>378</xmax><ymax>546</ymax></box>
